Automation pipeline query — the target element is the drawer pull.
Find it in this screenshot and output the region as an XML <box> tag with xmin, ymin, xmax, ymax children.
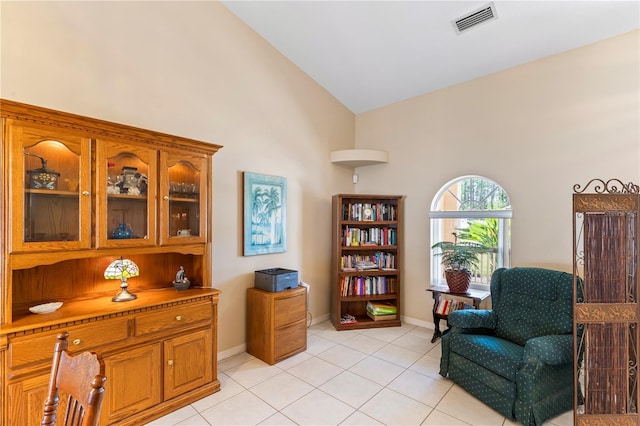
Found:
<box><xmin>175</xmin><ymin>315</ymin><xmax>183</xmax><ymax>321</ymax></box>
<box><xmin>167</xmin><ymin>360</ymin><xmax>174</xmax><ymax>366</ymax></box>
<box><xmin>82</xmin><ymin>191</ymin><xmax>90</xmax><ymax>196</ymax></box>
<box><xmin>72</xmin><ymin>339</ymin><xmax>81</xmax><ymax>345</ymax></box>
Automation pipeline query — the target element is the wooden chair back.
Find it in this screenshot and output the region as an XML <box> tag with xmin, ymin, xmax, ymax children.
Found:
<box><xmin>41</xmin><ymin>332</ymin><xmax>107</xmax><ymax>426</ymax></box>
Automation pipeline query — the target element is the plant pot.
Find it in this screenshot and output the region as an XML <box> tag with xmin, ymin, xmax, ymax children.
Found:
<box><xmin>445</xmin><ymin>270</ymin><xmax>471</xmax><ymax>294</ymax></box>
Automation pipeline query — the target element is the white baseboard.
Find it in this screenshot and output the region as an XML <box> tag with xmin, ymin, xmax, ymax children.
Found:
<box><xmin>218</xmin><ymin>344</ymin><xmax>247</xmax><ymax>361</ymax></box>
<box><xmin>217</xmin><ymin>314</ymin><xmax>434</xmax><ymax>361</ymax></box>
<box><xmin>401</xmin><ymin>315</ymin><xmax>434</xmax><ymax>330</ymax></box>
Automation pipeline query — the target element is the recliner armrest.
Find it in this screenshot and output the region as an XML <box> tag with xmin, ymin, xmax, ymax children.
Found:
<box><xmin>448</xmin><ymin>309</ymin><xmax>496</xmax><ymax>330</ymax></box>
<box><xmin>523</xmin><ymin>334</ymin><xmax>573</xmax><ymax>366</ymax></box>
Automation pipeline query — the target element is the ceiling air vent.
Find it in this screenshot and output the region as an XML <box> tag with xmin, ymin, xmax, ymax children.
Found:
<box><xmin>452</xmin><ymin>2</ymin><xmax>498</xmax><ymax>34</ymax></box>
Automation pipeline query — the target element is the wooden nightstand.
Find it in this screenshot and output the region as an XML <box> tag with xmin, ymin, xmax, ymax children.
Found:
<box><xmin>246</xmin><ymin>286</ymin><xmax>307</xmax><ymax>365</ymax></box>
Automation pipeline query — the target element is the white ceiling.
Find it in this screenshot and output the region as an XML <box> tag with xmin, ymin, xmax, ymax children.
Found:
<box><xmin>222</xmin><ymin>1</ymin><xmax>640</xmax><ymax>113</ymax></box>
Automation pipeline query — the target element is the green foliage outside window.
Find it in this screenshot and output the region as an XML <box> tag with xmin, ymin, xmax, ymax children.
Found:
<box><xmin>459</xmin><ymin>177</ymin><xmax>510</xmax><ymax>211</ymax></box>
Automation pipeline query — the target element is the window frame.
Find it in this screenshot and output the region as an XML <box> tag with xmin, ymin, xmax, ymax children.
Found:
<box><xmin>430</xmin><ymin>175</ymin><xmax>512</xmax><ymax>288</ymax></box>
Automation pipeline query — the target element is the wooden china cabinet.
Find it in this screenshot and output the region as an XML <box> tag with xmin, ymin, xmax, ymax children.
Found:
<box><xmin>0</xmin><ymin>99</ymin><xmax>222</xmax><ymax>425</ymax></box>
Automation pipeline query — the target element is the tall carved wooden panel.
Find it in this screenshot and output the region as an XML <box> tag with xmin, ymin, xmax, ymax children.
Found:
<box><xmin>573</xmin><ymin>179</ymin><xmax>640</xmax><ymax>425</ymax></box>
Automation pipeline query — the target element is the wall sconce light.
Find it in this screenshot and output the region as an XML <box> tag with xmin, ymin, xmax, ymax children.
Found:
<box><xmin>104</xmin><ymin>257</ymin><xmax>139</xmax><ymax>302</ymax></box>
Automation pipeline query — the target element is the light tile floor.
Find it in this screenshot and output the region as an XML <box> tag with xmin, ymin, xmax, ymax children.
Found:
<box><xmin>146</xmin><ymin>320</ymin><xmax>573</xmax><ymax>426</ymax></box>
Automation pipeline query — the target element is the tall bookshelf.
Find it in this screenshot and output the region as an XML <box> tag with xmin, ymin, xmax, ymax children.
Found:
<box><xmin>331</xmin><ymin>194</ymin><xmax>403</xmax><ymax>330</ymax></box>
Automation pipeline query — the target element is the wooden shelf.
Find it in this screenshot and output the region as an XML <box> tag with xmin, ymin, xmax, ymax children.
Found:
<box><xmin>341</xmin><ymin>220</ymin><xmax>396</xmax><ymax>226</ymax></box>
<box><xmin>331</xmin><ymin>194</ymin><xmax>402</xmax><ymax>331</ymax></box>
<box><xmin>340</xmin><ymin>269</ymin><xmax>398</xmax><ymax>276</ymax></box>
<box><xmin>25</xmin><ymin>189</ymin><xmax>79</xmax><ymax>196</ymax></box>
<box><xmin>340</xmin><ymin>294</ymin><xmax>398</xmax><ymax>302</ymax></box>
<box><xmin>107</xmin><ymin>193</ymin><xmax>147</xmax><ymax>200</ymax></box>
<box><xmin>330</xmin><ymin>149</ymin><xmax>388</xmax><ymax>168</ymax></box>
<box><xmin>170</xmin><ymin>196</ymin><xmax>200</xmax><ymax>203</ymax></box>
<box><xmin>341</xmin><ymin>245</ymin><xmax>398</xmax><ymax>251</ymax></box>
<box><xmin>336</xmin><ymin>315</ymin><xmax>401</xmax><ymax>330</ymax></box>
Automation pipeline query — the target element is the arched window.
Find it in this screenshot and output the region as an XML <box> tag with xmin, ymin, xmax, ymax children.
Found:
<box><xmin>430</xmin><ymin>175</ymin><xmax>512</xmax><ymax>287</ymax></box>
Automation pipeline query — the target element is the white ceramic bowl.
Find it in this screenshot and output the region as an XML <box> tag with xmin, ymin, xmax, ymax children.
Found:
<box><xmin>29</xmin><ymin>302</ymin><xmax>63</xmax><ymax>314</ymax></box>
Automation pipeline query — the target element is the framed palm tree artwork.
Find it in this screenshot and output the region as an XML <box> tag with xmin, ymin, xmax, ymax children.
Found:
<box><xmin>243</xmin><ymin>172</ymin><xmax>287</xmax><ymax>256</ymax></box>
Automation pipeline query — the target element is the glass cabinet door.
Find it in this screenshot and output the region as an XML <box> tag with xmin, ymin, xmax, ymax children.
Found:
<box><xmin>95</xmin><ymin>138</ymin><xmax>157</xmax><ymax>248</ymax></box>
<box><xmin>8</xmin><ymin>120</ymin><xmax>91</xmax><ymax>252</ymax></box>
<box><xmin>159</xmin><ymin>151</ymin><xmax>208</xmax><ymax>245</ymax></box>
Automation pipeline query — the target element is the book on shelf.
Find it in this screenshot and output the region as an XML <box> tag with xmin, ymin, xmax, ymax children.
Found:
<box><xmin>355</xmin><ymin>260</ymin><xmax>378</xmax><ymax>271</ymax></box>
<box><xmin>366</xmin><ymin>301</ymin><xmax>397</xmax><ymax>315</ymax></box>
<box><xmin>367</xmin><ymin>312</ymin><xmax>397</xmax><ymax>321</ymax></box>
<box><xmin>341</xmin><ymin>252</ymin><xmax>396</xmax><ymax>270</ymax></box>
<box><xmin>362</xmin><ymin>206</ymin><xmax>374</xmax><ymax>221</ymax></box>
<box><xmin>343</xmin><ymin>202</ymin><xmax>397</xmax><ymax>222</ymax></box>
<box><xmin>340</xmin><ymin>276</ymin><xmax>397</xmax><ymax>296</ymax></box>
<box><xmin>340</xmin><ymin>313</ymin><xmax>357</xmax><ymax>324</ymax></box>
<box><xmin>342</xmin><ymin>226</ymin><xmax>397</xmax><ymax>247</ymax></box>
<box><xmin>435</xmin><ymin>298</ymin><xmax>472</xmax><ymax>315</ymax></box>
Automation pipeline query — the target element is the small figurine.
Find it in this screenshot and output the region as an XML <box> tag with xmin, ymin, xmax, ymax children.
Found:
<box><xmin>176</xmin><ymin>266</ymin><xmax>185</xmax><ymax>283</ymax></box>
<box><xmin>136</xmin><ymin>173</ymin><xmax>148</xmax><ymax>195</ymax></box>
<box><xmin>173</xmin><ymin>266</ymin><xmax>190</xmax><ymax>291</ymax></box>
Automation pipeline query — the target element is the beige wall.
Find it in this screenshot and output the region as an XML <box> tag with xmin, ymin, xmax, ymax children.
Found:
<box><xmin>354</xmin><ymin>30</ymin><xmax>640</xmax><ymax>325</ymax></box>
<box><xmin>2</xmin><ymin>2</ymin><xmax>638</xmax><ymax>350</ymax></box>
<box><xmin>0</xmin><ymin>1</ymin><xmax>355</xmax><ymax>355</ymax></box>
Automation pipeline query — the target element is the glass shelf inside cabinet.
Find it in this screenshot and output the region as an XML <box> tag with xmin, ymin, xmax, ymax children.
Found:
<box><xmin>168</xmin><ymin>162</ymin><xmax>201</xmax><ymax>238</ymax></box>
<box><xmin>23</xmin><ymin>140</ymin><xmax>81</xmax><ymax>243</ymax></box>
<box><xmin>106</xmin><ymin>155</ymin><xmax>150</xmax><ymax>240</ymax></box>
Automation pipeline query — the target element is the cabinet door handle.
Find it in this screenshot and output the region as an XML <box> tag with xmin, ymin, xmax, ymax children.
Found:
<box><xmin>72</xmin><ymin>339</ymin><xmax>81</xmax><ymax>345</ymax></box>
<box><xmin>163</xmin><ymin>196</ymin><xmax>170</xmax><ymax>201</ymax></box>
<box><xmin>81</xmin><ymin>191</ymin><xmax>90</xmax><ymax>196</ymax></box>
<box><xmin>167</xmin><ymin>360</ymin><xmax>174</xmax><ymax>366</ymax></box>
<box><xmin>175</xmin><ymin>315</ymin><xmax>182</xmax><ymax>321</ymax></box>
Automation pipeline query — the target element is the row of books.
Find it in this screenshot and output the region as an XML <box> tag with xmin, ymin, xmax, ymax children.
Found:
<box><xmin>342</xmin><ymin>203</ymin><xmax>397</xmax><ymax>222</ymax></box>
<box><xmin>366</xmin><ymin>301</ymin><xmax>397</xmax><ymax>321</ymax></box>
<box><xmin>435</xmin><ymin>298</ymin><xmax>472</xmax><ymax>315</ymax></box>
<box><xmin>339</xmin><ymin>276</ymin><xmax>397</xmax><ymax>296</ymax></box>
<box><xmin>340</xmin><ymin>252</ymin><xmax>396</xmax><ymax>270</ymax></box>
<box><xmin>343</xmin><ymin>226</ymin><xmax>397</xmax><ymax>247</ymax></box>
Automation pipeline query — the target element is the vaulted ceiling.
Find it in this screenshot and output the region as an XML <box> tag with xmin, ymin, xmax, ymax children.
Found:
<box><xmin>222</xmin><ymin>1</ymin><xmax>640</xmax><ymax>113</ymax></box>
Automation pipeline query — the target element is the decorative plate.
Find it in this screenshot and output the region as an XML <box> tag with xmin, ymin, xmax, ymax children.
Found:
<box><xmin>29</xmin><ymin>302</ymin><xmax>63</xmax><ymax>314</ymax></box>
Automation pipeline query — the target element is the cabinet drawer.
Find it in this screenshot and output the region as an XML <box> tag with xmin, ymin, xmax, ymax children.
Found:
<box><xmin>274</xmin><ymin>292</ymin><xmax>306</xmax><ymax>328</ymax></box>
<box><xmin>135</xmin><ymin>302</ymin><xmax>211</xmax><ymax>336</ymax></box>
<box><xmin>9</xmin><ymin>317</ymin><xmax>130</xmax><ymax>370</ymax></box>
<box><xmin>274</xmin><ymin>319</ymin><xmax>306</xmax><ymax>360</ymax></box>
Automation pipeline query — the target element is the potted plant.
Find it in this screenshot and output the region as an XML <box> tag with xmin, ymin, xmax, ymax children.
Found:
<box><xmin>431</xmin><ymin>233</ymin><xmax>488</xmax><ymax>294</ymax></box>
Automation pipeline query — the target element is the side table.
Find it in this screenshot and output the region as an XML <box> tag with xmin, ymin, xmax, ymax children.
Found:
<box><xmin>246</xmin><ymin>286</ymin><xmax>307</xmax><ymax>364</ymax></box>
<box><xmin>426</xmin><ymin>285</ymin><xmax>490</xmax><ymax>343</ymax></box>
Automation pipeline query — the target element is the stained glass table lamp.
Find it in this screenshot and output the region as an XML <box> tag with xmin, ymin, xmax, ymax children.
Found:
<box><xmin>104</xmin><ymin>257</ymin><xmax>139</xmax><ymax>302</ymax></box>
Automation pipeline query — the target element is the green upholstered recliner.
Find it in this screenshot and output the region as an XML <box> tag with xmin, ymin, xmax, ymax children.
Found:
<box><xmin>439</xmin><ymin>267</ymin><xmax>577</xmax><ymax>426</ymax></box>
